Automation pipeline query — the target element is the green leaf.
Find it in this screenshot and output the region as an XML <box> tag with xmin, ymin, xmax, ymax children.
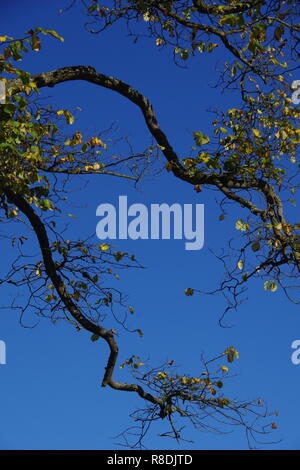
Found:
<box><xmin>193</xmin><ymin>131</ymin><xmax>210</xmax><ymax>146</ymax></box>
<box><xmin>197</xmin><ymin>41</ymin><xmax>205</xmax><ymax>53</ymax></box>
<box><xmin>91</xmin><ymin>334</ymin><xmax>100</xmax><ymax>342</ymax></box>
<box><xmin>64</xmin><ymin>110</ymin><xmax>74</xmax><ymax>125</ymax></box>
<box><xmin>227</xmin><ymin>351</ymin><xmax>234</xmax><ymax>362</ymax></box>
<box><xmin>270</xmin><ymin>58</ymin><xmax>288</xmax><ymax>68</ymax></box>
<box><xmin>264</xmin><ymin>280</ymin><xmax>269</xmax><ymax>291</ymax></box>
<box><xmin>269</xmin><ymin>280</ymin><xmax>278</xmax><ymax>292</ymax></box>
<box><xmin>252</xmin><ymin>241</ymin><xmax>260</xmax><ymax>252</ymax></box>
<box><xmin>180</xmin><ymin>49</ymin><xmax>189</xmax><ymax>60</ymax></box>
<box><xmin>264</xmin><ymin>280</ymin><xmax>278</xmax><ymax>292</ymax></box>
<box><xmin>45</xmin><ymin>30</ymin><xmax>64</xmax><ymax>42</ymax></box>
<box><xmin>39</xmin><ymin>199</ymin><xmax>54</xmax><ymax>211</ymax></box>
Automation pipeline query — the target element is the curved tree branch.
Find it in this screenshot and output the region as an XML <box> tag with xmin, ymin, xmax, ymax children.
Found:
<box><xmin>8</xmin><ymin>66</ymin><xmax>291</xmax><ymax>245</ymax></box>
<box><xmin>3</xmin><ymin>187</ymin><xmax>163</xmax><ymax>408</ymax></box>
<box><xmin>8</xmin><ymin>62</ymin><xmax>300</xmax><ymax>286</ymax></box>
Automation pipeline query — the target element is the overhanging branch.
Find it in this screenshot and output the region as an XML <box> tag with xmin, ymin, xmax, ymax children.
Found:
<box><xmin>7</xmin><ymin>65</ymin><xmax>291</xmax><ymax>252</ymax></box>
<box><xmin>3</xmin><ymin>188</ymin><xmax>162</xmax><ymax>406</ymax></box>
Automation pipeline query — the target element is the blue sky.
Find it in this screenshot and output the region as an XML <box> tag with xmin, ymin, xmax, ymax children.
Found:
<box><xmin>1</xmin><ymin>0</ymin><xmax>300</xmax><ymax>450</ymax></box>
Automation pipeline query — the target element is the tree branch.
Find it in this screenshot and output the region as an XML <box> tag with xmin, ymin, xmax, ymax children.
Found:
<box><xmin>7</xmin><ymin>66</ymin><xmax>290</xmax><ymax>251</ymax></box>
<box><xmin>3</xmin><ymin>188</ymin><xmax>163</xmax><ymax>406</ymax></box>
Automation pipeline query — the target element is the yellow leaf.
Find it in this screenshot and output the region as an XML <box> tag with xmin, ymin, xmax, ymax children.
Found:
<box><xmin>252</xmin><ymin>128</ymin><xmax>261</xmax><ymax>138</ymax></box>
<box><xmin>99</xmin><ymin>243</ymin><xmax>110</xmax><ymax>251</ymax></box>
<box><xmin>72</xmin><ymin>131</ymin><xmax>82</xmax><ymax>145</ymax></box>
<box><xmin>235</xmin><ymin>219</ymin><xmax>249</xmax><ymax>232</ymax></box>
<box><xmin>8</xmin><ymin>208</ymin><xmax>18</xmax><ymax>218</ymax></box>
<box><xmin>157</xmin><ymin>371</ymin><xmax>168</xmax><ymax>379</ymax></box>
<box><xmin>45</xmin><ymin>30</ymin><xmax>64</xmax><ymax>42</ymax></box>
<box><xmin>90</xmin><ymin>137</ymin><xmax>104</xmax><ymax>147</ymax></box>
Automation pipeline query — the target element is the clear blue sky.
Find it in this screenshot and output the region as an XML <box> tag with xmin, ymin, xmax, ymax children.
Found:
<box><xmin>1</xmin><ymin>0</ymin><xmax>300</xmax><ymax>450</ymax></box>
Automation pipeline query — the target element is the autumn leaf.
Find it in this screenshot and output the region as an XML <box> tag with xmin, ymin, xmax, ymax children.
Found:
<box><xmin>99</xmin><ymin>243</ymin><xmax>110</xmax><ymax>251</ymax></box>
<box><xmin>185</xmin><ymin>287</ymin><xmax>194</xmax><ymax>296</ymax></box>
<box><xmin>90</xmin><ymin>137</ymin><xmax>105</xmax><ymax>147</ymax></box>
<box><xmin>235</xmin><ymin>219</ymin><xmax>249</xmax><ymax>232</ymax></box>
